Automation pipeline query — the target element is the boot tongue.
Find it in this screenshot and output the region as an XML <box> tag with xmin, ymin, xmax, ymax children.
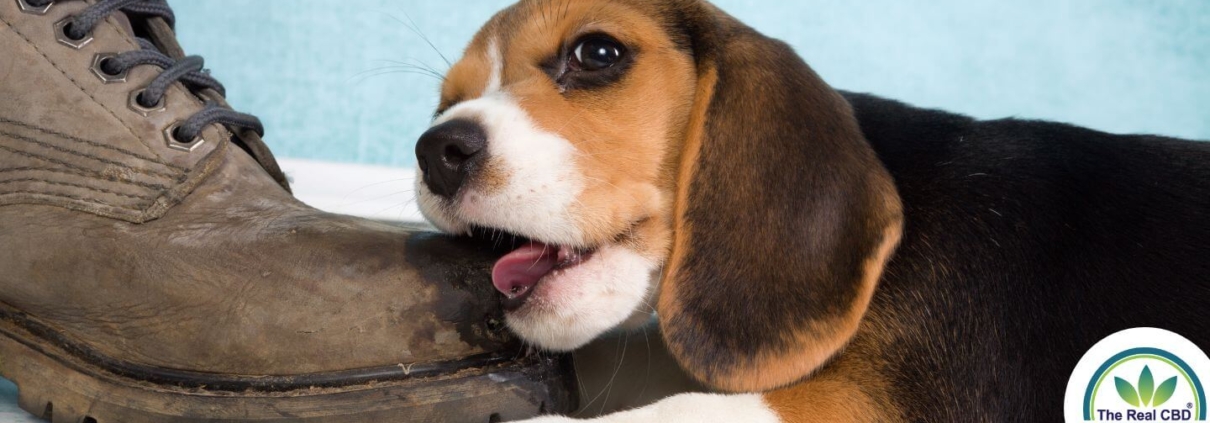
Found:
<box><xmin>112</xmin><ymin>13</ymin><xmax>136</xmax><ymax>37</ymax></box>
<box><xmin>491</xmin><ymin>242</ymin><xmax>559</xmax><ymax>298</ymax></box>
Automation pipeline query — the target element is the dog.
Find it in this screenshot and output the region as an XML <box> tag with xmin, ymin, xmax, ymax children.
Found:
<box><xmin>412</xmin><ymin>1</ymin><xmax>1210</xmax><ymax>421</ymax></box>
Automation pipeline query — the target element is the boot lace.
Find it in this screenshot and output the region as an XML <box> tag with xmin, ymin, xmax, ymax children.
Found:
<box><xmin>29</xmin><ymin>0</ymin><xmax>270</xmax><ymax>158</ymax></box>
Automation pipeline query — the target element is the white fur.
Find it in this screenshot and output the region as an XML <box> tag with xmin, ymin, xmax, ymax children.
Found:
<box><xmin>414</xmin><ymin>179</ymin><xmax>468</xmax><ymax>234</ymax></box>
<box><xmin>485</xmin><ymin>38</ymin><xmax>503</xmax><ymax>94</ymax></box>
<box><xmin>506</xmin><ymin>244</ymin><xmax>658</xmax><ymax>351</ymax></box>
<box><xmin>515</xmin><ymin>393</ymin><xmax>783</xmax><ymax>423</ymax></box>
<box><xmin>419</xmin><ymin>93</ymin><xmax>588</xmax><ymax>246</ymax></box>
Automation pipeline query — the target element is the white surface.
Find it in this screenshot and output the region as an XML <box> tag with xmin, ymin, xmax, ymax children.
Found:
<box><xmin>0</xmin><ymin>379</ymin><xmax>33</xmax><ymax>423</ymax></box>
<box><xmin>279</xmin><ymin>158</ymin><xmax>423</xmax><ymax>221</ymax></box>
<box><xmin>0</xmin><ymin>159</ymin><xmax>423</xmax><ymax>422</ymax></box>
<box><xmin>517</xmin><ymin>393</ymin><xmax>781</xmax><ymax>423</ymax></box>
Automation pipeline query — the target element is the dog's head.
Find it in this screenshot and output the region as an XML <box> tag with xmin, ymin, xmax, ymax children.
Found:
<box><xmin>416</xmin><ymin>0</ymin><xmax>902</xmax><ymax>392</ymax></box>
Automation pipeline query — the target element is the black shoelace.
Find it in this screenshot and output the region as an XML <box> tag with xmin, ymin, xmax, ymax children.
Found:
<box><xmin>30</xmin><ymin>0</ymin><xmax>265</xmax><ymax>144</ymax></box>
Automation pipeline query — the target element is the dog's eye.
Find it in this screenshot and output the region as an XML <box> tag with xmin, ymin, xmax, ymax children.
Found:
<box><xmin>571</xmin><ymin>37</ymin><xmax>624</xmax><ymax>71</ymax></box>
<box><xmin>547</xmin><ymin>34</ymin><xmax>631</xmax><ymax>90</ymax></box>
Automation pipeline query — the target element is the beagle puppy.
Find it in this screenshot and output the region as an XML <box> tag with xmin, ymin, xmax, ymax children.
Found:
<box><xmin>413</xmin><ymin>1</ymin><xmax>1210</xmax><ymax>421</ymax></box>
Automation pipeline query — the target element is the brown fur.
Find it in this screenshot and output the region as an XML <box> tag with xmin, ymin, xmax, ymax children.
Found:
<box><xmin>763</xmin><ymin>315</ymin><xmax>905</xmax><ymax>423</ymax></box>
<box><xmin>439</xmin><ymin>35</ymin><xmax>491</xmax><ymax>111</ymax></box>
<box><xmin>661</xmin><ymin>63</ymin><xmax>716</xmax><ymax>315</ymax></box>
<box><xmin>655</xmin><ymin>1</ymin><xmax>903</xmax><ymax>394</ymax></box>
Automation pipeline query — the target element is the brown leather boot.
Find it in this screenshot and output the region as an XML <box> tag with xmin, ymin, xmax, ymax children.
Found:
<box><xmin>0</xmin><ymin>1</ymin><xmax>575</xmax><ymax>422</ymax></box>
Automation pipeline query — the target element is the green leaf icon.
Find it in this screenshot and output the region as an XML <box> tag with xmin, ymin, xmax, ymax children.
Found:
<box><xmin>1117</xmin><ymin>377</ymin><xmax>1141</xmax><ymax>407</ymax></box>
<box><xmin>1153</xmin><ymin>377</ymin><xmax>1178</xmax><ymax>407</ymax></box>
<box><xmin>1140</xmin><ymin>366</ymin><xmax>1155</xmax><ymax>406</ymax></box>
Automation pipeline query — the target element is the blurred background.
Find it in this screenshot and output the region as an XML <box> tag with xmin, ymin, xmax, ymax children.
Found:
<box><xmin>2</xmin><ymin>1</ymin><xmax>1209</xmax><ymax>420</ymax></box>
<box><xmin>163</xmin><ymin>0</ymin><xmax>1210</xmax><ymax>221</ymax></box>
<box><xmin>171</xmin><ymin>0</ymin><xmax>1209</xmax><ymax>168</ymax></box>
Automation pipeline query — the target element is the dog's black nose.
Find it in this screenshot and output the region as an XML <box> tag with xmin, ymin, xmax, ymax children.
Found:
<box><xmin>416</xmin><ymin>119</ymin><xmax>487</xmax><ymax>198</ymax></box>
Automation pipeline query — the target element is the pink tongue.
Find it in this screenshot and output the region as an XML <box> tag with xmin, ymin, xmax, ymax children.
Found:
<box><xmin>492</xmin><ymin>242</ymin><xmax>559</xmax><ymax>297</ymax></box>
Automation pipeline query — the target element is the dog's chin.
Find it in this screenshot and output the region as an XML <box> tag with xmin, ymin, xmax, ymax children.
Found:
<box><xmin>503</xmin><ymin>242</ymin><xmax>658</xmax><ymax>351</ymax></box>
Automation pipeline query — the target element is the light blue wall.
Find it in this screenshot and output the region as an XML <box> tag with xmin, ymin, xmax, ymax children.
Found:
<box><xmin>172</xmin><ymin>1</ymin><xmax>1210</xmax><ymax>167</ymax></box>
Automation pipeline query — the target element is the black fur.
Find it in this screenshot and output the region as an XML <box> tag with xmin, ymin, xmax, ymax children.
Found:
<box><xmin>844</xmin><ymin>92</ymin><xmax>1210</xmax><ymax>421</ymax></box>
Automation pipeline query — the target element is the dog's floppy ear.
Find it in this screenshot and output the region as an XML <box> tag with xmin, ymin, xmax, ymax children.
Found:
<box><xmin>658</xmin><ymin>2</ymin><xmax>904</xmax><ymax>392</ymax></box>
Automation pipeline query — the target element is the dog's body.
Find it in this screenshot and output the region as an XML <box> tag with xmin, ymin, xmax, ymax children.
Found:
<box><xmin>830</xmin><ymin>92</ymin><xmax>1210</xmax><ymax>421</ymax></box>
<box><xmin>412</xmin><ymin>1</ymin><xmax>1210</xmax><ymax>421</ymax></box>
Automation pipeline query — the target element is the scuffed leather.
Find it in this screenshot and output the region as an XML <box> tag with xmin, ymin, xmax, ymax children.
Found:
<box><xmin>0</xmin><ymin>1</ymin><xmax>510</xmax><ymax>375</ymax></box>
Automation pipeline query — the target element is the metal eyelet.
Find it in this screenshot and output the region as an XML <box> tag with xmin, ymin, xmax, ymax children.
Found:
<box><xmin>16</xmin><ymin>0</ymin><xmax>53</xmax><ymax>15</ymax></box>
<box><xmin>91</xmin><ymin>53</ymin><xmax>127</xmax><ymax>83</ymax></box>
<box><xmin>128</xmin><ymin>89</ymin><xmax>166</xmax><ymax>116</ymax></box>
<box><xmin>54</xmin><ymin>17</ymin><xmax>93</xmax><ymax>49</ymax></box>
<box><xmin>164</xmin><ymin>123</ymin><xmax>204</xmax><ymax>152</ymax></box>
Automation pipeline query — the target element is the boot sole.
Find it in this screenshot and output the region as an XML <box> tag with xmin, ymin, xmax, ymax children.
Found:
<box><xmin>0</xmin><ymin>303</ymin><xmax>576</xmax><ymax>422</ymax></box>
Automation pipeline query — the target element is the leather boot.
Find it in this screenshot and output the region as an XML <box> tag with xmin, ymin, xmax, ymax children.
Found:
<box><xmin>0</xmin><ymin>1</ymin><xmax>575</xmax><ymax>422</ymax></box>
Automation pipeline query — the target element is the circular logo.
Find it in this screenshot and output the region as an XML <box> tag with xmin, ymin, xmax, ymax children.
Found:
<box><xmin>1066</xmin><ymin>328</ymin><xmax>1210</xmax><ymax>422</ymax></box>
